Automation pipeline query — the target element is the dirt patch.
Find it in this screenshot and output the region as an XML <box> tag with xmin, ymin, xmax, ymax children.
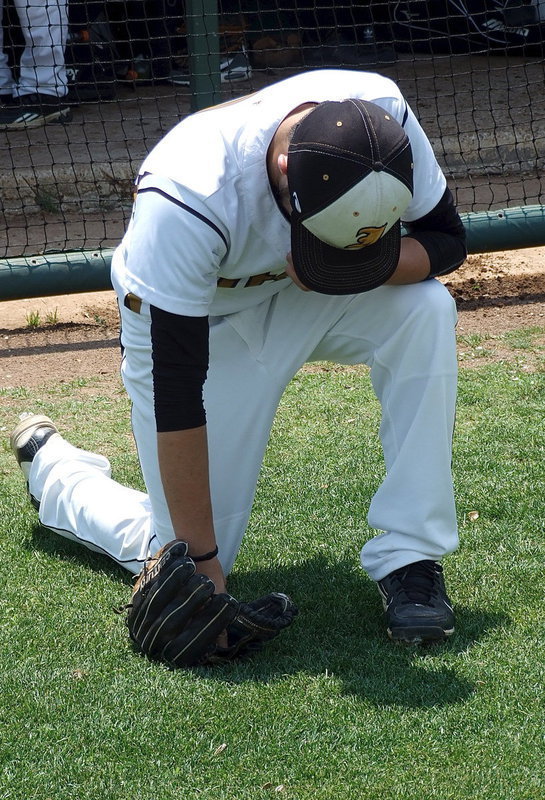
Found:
<box><xmin>447</xmin><ymin>248</ymin><xmax>545</xmax><ymax>365</ymax></box>
<box><xmin>1</xmin><ymin>247</ymin><xmax>544</xmax><ymax>389</ymax></box>
<box><xmin>1</xmin><ymin>291</ymin><xmax>121</xmax><ymax>389</ymax></box>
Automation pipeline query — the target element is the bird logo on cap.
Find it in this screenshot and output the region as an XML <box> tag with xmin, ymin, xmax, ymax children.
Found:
<box><xmin>344</xmin><ymin>225</ymin><xmax>387</xmax><ymax>250</ymax></box>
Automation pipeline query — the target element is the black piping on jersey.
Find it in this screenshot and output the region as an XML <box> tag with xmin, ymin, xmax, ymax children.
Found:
<box><xmin>401</xmin><ymin>102</ymin><xmax>409</xmax><ymax>127</ymax></box>
<box><xmin>136</xmin><ymin>186</ymin><xmax>228</xmax><ymax>250</ymax></box>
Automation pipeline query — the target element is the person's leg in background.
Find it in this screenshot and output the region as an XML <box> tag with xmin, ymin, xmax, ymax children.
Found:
<box><xmin>0</xmin><ymin>0</ymin><xmax>70</xmax><ymax>128</ymax></box>
<box><xmin>15</xmin><ymin>0</ymin><xmax>68</xmax><ymax>97</ymax></box>
<box><xmin>0</xmin><ymin>0</ymin><xmax>16</xmax><ymax>102</ymax></box>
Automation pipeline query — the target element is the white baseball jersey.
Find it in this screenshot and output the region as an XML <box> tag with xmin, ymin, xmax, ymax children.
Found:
<box><xmin>111</xmin><ymin>69</ymin><xmax>446</xmax><ymax>318</ymax></box>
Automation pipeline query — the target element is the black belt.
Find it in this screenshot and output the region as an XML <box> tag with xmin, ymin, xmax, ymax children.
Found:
<box><xmin>123</xmin><ymin>293</ymin><xmax>142</xmax><ymax>314</ymax></box>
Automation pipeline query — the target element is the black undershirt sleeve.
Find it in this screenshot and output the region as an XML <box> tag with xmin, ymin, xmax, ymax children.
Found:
<box><xmin>150</xmin><ymin>305</ymin><xmax>209</xmax><ymax>432</ymax></box>
<box><xmin>403</xmin><ymin>186</ymin><xmax>468</xmax><ymax>278</ymax></box>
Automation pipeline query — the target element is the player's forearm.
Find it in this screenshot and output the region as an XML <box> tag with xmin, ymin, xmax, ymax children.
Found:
<box><xmin>157</xmin><ymin>426</ymin><xmax>216</xmax><ymax>553</ymax></box>
<box><xmin>385</xmin><ymin>236</ymin><xmax>431</xmax><ymax>284</ymax></box>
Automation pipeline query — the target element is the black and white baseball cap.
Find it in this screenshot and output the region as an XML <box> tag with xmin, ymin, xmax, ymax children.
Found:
<box><xmin>288</xmin><ymin>98</ymin><xmax>414</xmax><ymax>294</ymax></box>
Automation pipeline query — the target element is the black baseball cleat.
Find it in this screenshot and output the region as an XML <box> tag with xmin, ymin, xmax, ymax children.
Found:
<box><xmin>377</xmin><ymin>560</ymin><xmax>455</xmax><ymax>644</ymax></box>
<box><xmin>10</xmin><ymin>414</ymin><xmax>60</xmax><ymax>482</ymax></box>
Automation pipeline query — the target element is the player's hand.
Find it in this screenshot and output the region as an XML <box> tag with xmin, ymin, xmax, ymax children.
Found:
<box><xmin>385</xmin><ymin>237</ymin><xmax>431</xmax><ymax>284</ymax></box>
<box><xmin>192</xmin><ymin>555</ymin><xmax>228</xmax><ymax>647</ymax></box>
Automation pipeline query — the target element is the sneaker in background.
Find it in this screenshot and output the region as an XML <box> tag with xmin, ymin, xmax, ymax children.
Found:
<box><xmin>170</xmin><ymin>44</ymin><xmax>252</xmax><ymax>86</ymax></box>
<box><xmin>0</xmin><ymin>93</ymin><xmax>71</xmax><ymax>130</ymax></box>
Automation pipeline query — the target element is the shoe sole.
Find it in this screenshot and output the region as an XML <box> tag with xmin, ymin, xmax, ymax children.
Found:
<box><xmin>10</xmin><ymin>414</ymin><xmax>58</xmax><ymax>454</ymax></box>
<box><xmin>388</xmin><ymin>624</ymin><xmax>454</xmax><ymax>645</ymax></box>
<box><xmin>0</xmin><ymin>108</ymin><xmax>71</xmax><ymax>130</ymax></box>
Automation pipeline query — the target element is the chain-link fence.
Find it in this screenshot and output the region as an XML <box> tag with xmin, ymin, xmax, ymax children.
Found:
<box><xmin>1</xmin><ymin>0</ymin><xmax>544</xmax><ymax>270</ymax></box>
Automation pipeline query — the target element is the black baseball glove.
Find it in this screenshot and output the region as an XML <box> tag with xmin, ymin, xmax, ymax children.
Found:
<box><xmin>204</xmin><ymin>590</ymin><xmax>299</xmax><ymax>664</ymax></box>
<box><xmin>124</xmin><ymin>540</ymin><xmax>298</xmax><ymax>668</ymax></box>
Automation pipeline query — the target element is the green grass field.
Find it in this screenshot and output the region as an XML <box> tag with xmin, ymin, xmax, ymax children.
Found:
<box><xmin>1</xmin><ymin>328</ymin><xmax>544</xmax><ymax>800</ymax></box>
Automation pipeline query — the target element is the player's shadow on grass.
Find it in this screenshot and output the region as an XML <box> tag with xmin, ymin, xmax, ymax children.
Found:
<box><xmin>220</xmin><ymin>555</ymin><xmax>510</xmax><ymax>708</ymax></box>
<box><xmin>28</xmin><ymin>527</ymin><xmax>509</xmax><ymax>708</ymax></box>
<box><xmin>28</xmin><ymin>523</ymin><xmax>133</xmax><ymax>582</ymax></box>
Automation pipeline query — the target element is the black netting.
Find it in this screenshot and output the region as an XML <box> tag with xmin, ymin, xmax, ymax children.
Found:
<box><xmin>1</xmin><ymin>0</ymin><xmax>544</xmax><ymax>261</ymax></box>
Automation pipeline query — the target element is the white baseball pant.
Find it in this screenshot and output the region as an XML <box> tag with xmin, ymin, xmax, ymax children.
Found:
<box><xmin>27</xmin><ymin>279</ymin><xmax>459</xmax><ymax>581</ymax></box>
<box><xmin>0</xmin><ymin>0</ymin><xmax>68</xmax><ymax>98</ymax></box>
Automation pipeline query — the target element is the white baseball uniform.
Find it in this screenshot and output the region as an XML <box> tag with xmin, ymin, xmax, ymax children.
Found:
<box><xmin>26</xmin><ymin>70</ymin><xmax>459</xmax><ymax>580</ymax></box>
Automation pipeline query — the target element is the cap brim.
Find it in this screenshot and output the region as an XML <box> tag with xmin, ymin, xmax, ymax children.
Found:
<box><xmin>291</xmin><ymin>218</ymin><xmax>401</xmax><ymax>295</ymax></box>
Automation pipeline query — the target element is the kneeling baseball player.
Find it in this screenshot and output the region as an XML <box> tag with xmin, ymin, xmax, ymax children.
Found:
<box><xmin>11</xmin><ymin>69</ymin><xmax>467</xmax><ymax>666</ymax></box>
